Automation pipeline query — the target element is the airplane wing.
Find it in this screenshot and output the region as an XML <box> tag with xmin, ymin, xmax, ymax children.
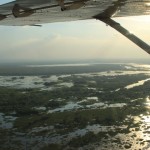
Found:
<box><xmin>0</xmin><ymin>0</ymin><xmax>150</xmax><ymax>54</ymax></box>
<box><xmin>0</xmin><ymin>0</ymin><xmax>150</xmax><ymax>26</ymax></box>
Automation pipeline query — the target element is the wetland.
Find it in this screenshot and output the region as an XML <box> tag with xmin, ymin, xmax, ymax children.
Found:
<box><xmin>0</xmin><ymin>63</ymin><xmax>150</xmax><ymax>150</ymax></box>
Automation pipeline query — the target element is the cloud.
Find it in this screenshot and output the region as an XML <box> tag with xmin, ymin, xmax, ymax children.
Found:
<box><xmin>0</xmin><ymin>18</ymin><xmax>149</xmax><ymax>63</ymax></box>
<box><xmin>0</xmin><ymin>32</ymin><xmax>149</xmax><ymax>62</ymax></box>
<box><xmin>12</xmin><ymin>38</ymin><xmax>41</xmax><ymax>48</ymax></box>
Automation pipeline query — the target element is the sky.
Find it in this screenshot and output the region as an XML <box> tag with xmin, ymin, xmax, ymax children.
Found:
<box><xmin>0</xmin><ymin>0</ymin><xmax>150</xmax><ymax>63</ymax></box>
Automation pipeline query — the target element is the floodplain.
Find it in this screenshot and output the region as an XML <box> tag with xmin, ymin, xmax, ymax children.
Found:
<box><xmin>0</xmin><ymin>63</ymin><xmax>150</xmax><ymax>150</ymax></box>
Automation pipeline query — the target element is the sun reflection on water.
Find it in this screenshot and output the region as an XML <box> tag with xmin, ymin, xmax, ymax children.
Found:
<box><xmin>131</xmin><ymin>96</ymin><xmax>150</xmax><ymax>149</ymax></box>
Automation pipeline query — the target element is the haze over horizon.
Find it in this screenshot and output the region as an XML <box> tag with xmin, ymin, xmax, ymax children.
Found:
<box><xmin>0</xmin><ymin>0</ymin><xmax>150</xmax><ymax>63</ymax></box>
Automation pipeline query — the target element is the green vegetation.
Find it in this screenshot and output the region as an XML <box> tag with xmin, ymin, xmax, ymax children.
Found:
<box><xmin>68</xmin><ymin>131</ymin><xmax>99</xmax><ymax>148</ymax></box>
<box><xmin>41</xmin><ymin>144</ymin><xmax>62</xmax><ymax>150</ymax></box>
<box><xmin>14</xmin><ymin>105</ymin><xmax>147</xmax><ymax>133</ymax></box>
<box><xmin>1</xmin><ymin>73</ymin><xmax>149</xmax><ymax>115</ymax></box>
<box><xmin>0</xmin><ymin>64</ymin><xmax>150</xmax><ymax>150</ymax></box>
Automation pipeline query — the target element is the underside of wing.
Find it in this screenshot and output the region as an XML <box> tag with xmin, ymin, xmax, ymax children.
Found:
<box><xmin>93</xmin><ymin>0</ymin><xmax>150</xmax><ymax>18</ymax></box>
<box><xmin>0</xmin><ymin>0</ymin><xmax>150</xmax><ymax>26</ymax></box>
<box><xmin>112</xmin><ymin>0</ymin><xmax>150</xmax><ymax>17</ymax></box>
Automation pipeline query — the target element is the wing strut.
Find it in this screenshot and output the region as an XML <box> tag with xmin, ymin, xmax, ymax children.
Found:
<box><xmin>98</xmin><ymin>18</ymin><xmax>150</xmax><ymax>55</ymax></box>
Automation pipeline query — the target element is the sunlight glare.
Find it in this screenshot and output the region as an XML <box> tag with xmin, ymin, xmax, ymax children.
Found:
<box><xmin>142</xmin><ymin>116</ymin><xmax>150</xmax><ymax>123</ymax></box>
<box><xmin>145</xmin><ymin>3</ymin><xmax>150</xmax><ymax>7</ymax></box>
